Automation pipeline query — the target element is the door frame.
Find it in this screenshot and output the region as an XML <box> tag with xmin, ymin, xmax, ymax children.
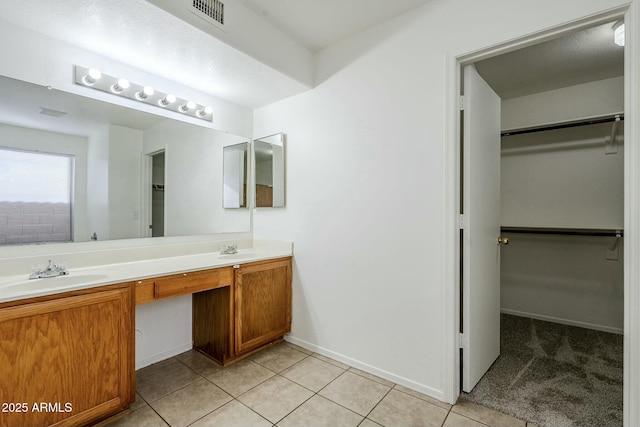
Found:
<box><xmin>141</xmin><ymin>148</ymin><xmax>168</xmax><ymax>238</ymax></box>
<box><xmin>442</xmin><ymin>4</ymin><xmax>639</xmax><ymax>426</ymax></box>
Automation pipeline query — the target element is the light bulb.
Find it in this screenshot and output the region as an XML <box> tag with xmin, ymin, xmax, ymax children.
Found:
<box><xmin>158</xmin><ymin>94</ymin><xmax>177</xmax><ymax>106</ymax></box>
<box><xmin>82</xmin><ymin>68</ymin><xmax>102</xmax><ymax>86</ymax></box>
<box><xmin>197</xmin><ymin>105</ymin><xmax>213</xmax><ymax>117</ymax></box>
<box><xmin>110</xmin><ymin>78</ymin><xmax>130</xmax><ymax>94</ymax></box>
<box><xmin>614</xmin><ymin>22</ymin><xmax>625</xmax><ymax>47</ymax></box>
<box><xmin>135</xmin><ymin>85</ymin><xmax>155</xmax><ymax>100</ymax></box>
<box><xmin>179</xmin><ymin>100</ymin><xmax>197</xmax><ymax>113</ymax></box>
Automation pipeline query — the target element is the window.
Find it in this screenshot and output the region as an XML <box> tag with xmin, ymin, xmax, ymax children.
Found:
<box><xmin>0</xmin><ymin>148</ymin><xmax>73</xmax><ymax>245</ymax></box>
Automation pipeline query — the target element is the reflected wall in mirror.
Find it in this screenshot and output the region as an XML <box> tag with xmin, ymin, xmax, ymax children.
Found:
<box><xmin>223</xmin><ymin>142</ymin><xmax>249</xmax><ymax>208</ymax></box>
<box><xmin>254</xmin><ymin>133</ymin><xmax>285</xmax><ymax>208</ymax></box>
<box><xmin>0</xmin><ymin>75</ymin><xmax>251</xmax><ymax>246</ymax></box>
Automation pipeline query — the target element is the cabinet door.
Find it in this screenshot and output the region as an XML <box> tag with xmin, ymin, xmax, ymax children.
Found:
<box><xmin>0</xmin><ymin>286</ymin><xmax>134</xmax><ymax>427</ymax></box>
<box><xmin>235</xmin><ymin>258</ymin><xmax>292</xmax><ymax>354</ymax></box>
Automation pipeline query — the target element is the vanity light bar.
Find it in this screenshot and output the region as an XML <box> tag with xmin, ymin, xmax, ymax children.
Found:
<box><xmin>73</xmin><ymin>65</ymin><xmax>213</xmax><ymax>122</ymax></box>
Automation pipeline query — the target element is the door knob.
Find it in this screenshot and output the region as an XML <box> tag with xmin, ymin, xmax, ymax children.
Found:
<box><xmin>497</xmin><ymin>236</ymin><xmax>510</xmax><ymax>245</ymax></box>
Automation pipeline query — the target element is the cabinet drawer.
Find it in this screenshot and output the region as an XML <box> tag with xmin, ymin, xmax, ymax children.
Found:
<box><xmin>135</xmin><ymin>279</ymin><xmax>155</xmax><ymax>305</ymax></box>
<box><xmin>154</xmin><ymin>268</ymin><xmax>232</xmax><ymax>300</ymax></box>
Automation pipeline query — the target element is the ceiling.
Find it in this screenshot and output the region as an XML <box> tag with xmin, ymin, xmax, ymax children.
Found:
<box><xmin>236</xmin><ymin>0</ymin><xmax>434</xmax><ymax>52</ymax></box>
<box><xmin>475</xmin><ymin>20</ymin><xmax>624</xmax><ymax>99</ymax></box>
<box><xmin>0</xmin><ymin>75</ymin><xmax>166</xmax><ymax>137</ymax></box>
<box><xmin>0</xmin><ymin>1</ymin><xmax>626</xmax><ymax>109</ymax></box>
<box><xmin>0</xmin><ymin>0</ymin><xmax>311</xmax><ymax>109</ymax></box>
<box><xmin>0</xmin><ymin>0</ymin><xmax>435</xmax><ymax>109</ymax></box>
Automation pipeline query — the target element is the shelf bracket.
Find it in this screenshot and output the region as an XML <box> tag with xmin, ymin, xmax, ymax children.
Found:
<box><xmin>605</xmin><ymin>115</ymin><xmax>621</xmax><ymax>155</ymax></box>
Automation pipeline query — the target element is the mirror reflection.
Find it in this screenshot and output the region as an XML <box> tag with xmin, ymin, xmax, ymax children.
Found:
<box><xmin>254</xmin><ymin>133</ymin><xmax>285</xmax><ymax>208</ymax></box>
<box><xmin>223</xmin><ymin>142</ymin><xmax>249</xmax><ymax>209</ymax></box>
<box><xmin>0</xmin><ymin>75</ymin><xmax>251</xmax><ymax>245</ymax></box>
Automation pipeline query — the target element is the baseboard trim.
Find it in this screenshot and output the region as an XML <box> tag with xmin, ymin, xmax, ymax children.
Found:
<box><xmin>135</xmin><ymin>342</ymin><xmax>193</xmax><ymax>370</ymax></box>
<box><xmin>500</xmin><ymin>309</ymin><xmax>623</xmax><ymax>335</ymax></box>
<box><xmin>284</xmin><ymin>335</ymin><xmax>446</xmax><ymax>403</ymax></box>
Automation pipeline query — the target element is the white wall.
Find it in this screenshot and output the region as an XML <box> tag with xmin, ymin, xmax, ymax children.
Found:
<box><xmin>135</xmin><ymin>295</ymin><xmax>193</xmax><ymax>370</ymax></box>
<box><xmin>108</xmin><ymin>125</ymin><xmax>143</xmax><ymax>240</ymax></box>
<box><xmin>86</xmin><ymin>127</ymin><xmax>110</xmax><ymax>241</ymax></box>
<box><xmin>500</xmin><ymin>80</ymin><xmax>625</xmax><ymax>333</ymax></box>
<box><xmin>253</xmin><ymin>0</ymin><xmax>632</xmax><ymax>402</ymax></box>
<box><xmin>501</xmin><ymin>233</ymin><xmax>624</xmax><ymax>332</ymax></box>
<box><xmin>502</xmin><ymin>76</ymin><xmax>625</xmax><ymax>130</ymax></box>
<box><xmin>85</xmin><ymin>125</ymin><xmax>144</xmax><ymax>241</ymax></box>
<box><xmin>502</xmin><ymin>123</ymin><xmax>624</xmax><ymax>229</ymax></box>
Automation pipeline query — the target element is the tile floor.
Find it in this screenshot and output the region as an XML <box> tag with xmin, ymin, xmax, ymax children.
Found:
<box><xmin>98</xmin><ymin>342</ymin><xmax>539</xmax><ymax>427</ymax></box>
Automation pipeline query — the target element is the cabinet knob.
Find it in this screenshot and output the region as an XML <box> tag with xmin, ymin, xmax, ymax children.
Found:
<box><xmin>233</xmin><ymin>264</ymin><xmax>240</xmax><ymax>269</ymax></box>
<box><xmin>183</xmin><ymin>273</ymin><xmax>188</xmax><ymax>276</ymax></box>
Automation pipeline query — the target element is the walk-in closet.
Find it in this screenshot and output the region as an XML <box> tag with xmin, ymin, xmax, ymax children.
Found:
<box><xmin>462</xmin><ymin>20</ymin><xmax>625</xmax><ymax>427</ymax></box>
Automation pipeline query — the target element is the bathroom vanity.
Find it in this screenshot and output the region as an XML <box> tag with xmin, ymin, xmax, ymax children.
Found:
<box><xmin>0</xmin><ymin>241</ymin><xmax>292</xmax><ymax>427</ymax></box>
<box><xmin>192</xmin><ymin>257</ymin><xmax>292</xmax><ymax>364</ymax></box>
<box><xmin>136</xmin><ymin>257</ymin><xmax>292</xmax><ymax>365</ymax></box>
<box><xmin>0</xmin><ymin>281</ymin><xmax>135</xmax><ymax>427</ymax></box>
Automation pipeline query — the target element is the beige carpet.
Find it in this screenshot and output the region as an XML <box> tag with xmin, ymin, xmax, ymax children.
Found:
<box><xmin>462</xmin><ymin>314</ymin><xmax>623</xmax><ymax>427</ymax></box>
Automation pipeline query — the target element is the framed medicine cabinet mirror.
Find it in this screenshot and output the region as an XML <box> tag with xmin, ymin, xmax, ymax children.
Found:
<box><xmin>254</xmin><ymin>133</ymin><xmax>285</xmax><ymax>208</ymax></box>
<box><xmin>222</xmin><ymin>142</ymin><xmax>249</xmax><ymax>208</ymax></box>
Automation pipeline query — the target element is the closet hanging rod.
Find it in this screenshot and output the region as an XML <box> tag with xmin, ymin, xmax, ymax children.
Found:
<box><xmin>501</xmin><ymin>226</ymin><xmax>623</xmax><ymax>237</ymax></box>
<box><xmin>501</xmin><ymin>113</ymin><xmax>624</xmax><ymax>137</ymax></box>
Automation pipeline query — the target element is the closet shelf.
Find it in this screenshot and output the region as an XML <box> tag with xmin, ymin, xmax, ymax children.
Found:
<box><xmin>501</xmin><ymin>226</ymin><xmax>623</xmax><ymax>237</ymax></box>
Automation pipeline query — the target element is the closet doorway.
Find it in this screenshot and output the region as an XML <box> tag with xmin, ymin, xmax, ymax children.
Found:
<box><xmin>459</xmin><ymin>18</ymin><xmax>625</xmax><ymax>427</ymax></box>
<box><xmin>150</xmin><ymin>150</ymin><xmax>165</xmax><ymax>237</ymax></box>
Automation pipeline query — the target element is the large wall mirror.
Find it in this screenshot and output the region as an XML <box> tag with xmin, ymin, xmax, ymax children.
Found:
<box><xmin>0</xmin><ymin>74</ymin><xmax>251</xmax><ymax>245</ymax></box>
<box><xmin>254</xmin><ymin>133</ymin><xmax>285</xmax><ymax>208</ymax></box>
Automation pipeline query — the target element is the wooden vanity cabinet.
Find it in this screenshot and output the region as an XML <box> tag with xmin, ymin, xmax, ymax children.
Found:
<box><xmin>192</xmin><ymin>257</ymin><xmax>292</xmax><ymax>364</ymax></box>
<box><xmin>193</xmin><ymin>286</ymin><xmax>234</xmax><ymax>365</ymax></box>
<box><xmin>0</xmin><ymin>282</ymin><xmax>135</xmax><ymax>427</ymax></box>
<box><xmin>234</xmin><ymin>257</ymin><xmax>292</xmax><ymax>355</ymax></box>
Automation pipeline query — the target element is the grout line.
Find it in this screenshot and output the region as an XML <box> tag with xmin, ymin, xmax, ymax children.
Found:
<box><xmin>233</xmin><ymin>399</ymin><xmax>277</xmax><ymax>426</ymax></box>
<box><xmin>441</xmin><ymin>410</ymin><xmax>493</xmax><ymax>427</ymax></box>
<box><xmin>135</xmin><ymin>348</ymin><xmax>472</xmax><ymax>427</ymax></box>
<box><xmin>271</xmin><ymin>388</ymin><xmax>316</xmax><ymax>425</ymax></box>
<box><xmin>361</xmin><ymin>386</ymin><xmax>393</xmax><ymax>423</ymax></box>
<box><xmin>314</xmin><ymin>367</ymin><xmax>348</xmax><ymax>394</ymax></box>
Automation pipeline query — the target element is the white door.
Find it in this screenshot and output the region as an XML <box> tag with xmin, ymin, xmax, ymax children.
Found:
<box><xmin>462</xmin><ymin>64</ymin><xmax>502</xmax><ymax>392</ymax></box>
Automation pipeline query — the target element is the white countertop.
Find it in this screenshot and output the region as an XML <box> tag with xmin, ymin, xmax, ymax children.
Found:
<box><xmin>0</xmin><ymin>244</ymin><xmax>292</xmax><ymax>304</ymax></box>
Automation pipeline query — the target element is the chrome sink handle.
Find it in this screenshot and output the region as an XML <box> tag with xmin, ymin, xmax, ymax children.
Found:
<box><xmin>220</xmin><ymin>244</ymin><xmax>238</xmax><ymax>255</ymax></box>
<box><xmin>29</xmin><ymin>260</ymin><xmax>69</xmax><ymax>279</ymax></box>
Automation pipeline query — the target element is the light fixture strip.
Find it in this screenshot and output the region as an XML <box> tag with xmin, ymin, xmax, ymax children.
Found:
<box><xmin>73</xmin><ymin>65</ymin><xmax>213</xmax><ymax>122</ymax></box>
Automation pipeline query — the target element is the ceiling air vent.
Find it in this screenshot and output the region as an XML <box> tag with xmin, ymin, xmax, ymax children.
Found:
<box><xmin>189</xmin><ymin>0</ymin><xmax>225</xmax><ymax>29</ymax></box>
<box><xmin>39</xmin><ymin>107</ymin><xmax>67</xmax><ymax>118</ymax></box>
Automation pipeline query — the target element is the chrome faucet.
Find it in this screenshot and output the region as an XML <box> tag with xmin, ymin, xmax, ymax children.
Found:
<box><xmin>29</xmin><ymin>260</ymin><xmax>69</xmax><ymax>279</ymax></box>
<box><xmin>220</xmin><ymin>244</ymin><xmax>238</xmax><ymax>255</ymax></box>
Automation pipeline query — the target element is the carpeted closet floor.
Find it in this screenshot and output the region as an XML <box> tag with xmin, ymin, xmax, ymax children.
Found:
<box><xmin>462</xmin><ymin>314</ymin><xmax>623</xmax><ymax>427</ymax></box>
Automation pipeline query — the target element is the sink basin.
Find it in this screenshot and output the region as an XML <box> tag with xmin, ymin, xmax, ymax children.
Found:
<box><xmin>0</xmin><ymin>270</ymin><xmax>117</xmax><ymax>295</ymax></box>
<box><xmin>218</xmin><ymin>252</ymin><xmax>256</xmax><ymax>260</ymax></box>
